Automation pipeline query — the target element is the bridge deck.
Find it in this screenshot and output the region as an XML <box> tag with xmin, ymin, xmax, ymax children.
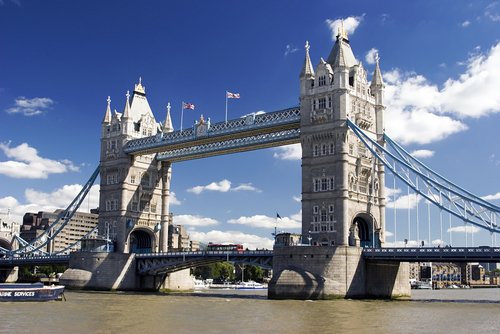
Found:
<box><xmin>363</xmin><ymin>247</ymin><xmax>500</xmax><ymax>262</ymax></box>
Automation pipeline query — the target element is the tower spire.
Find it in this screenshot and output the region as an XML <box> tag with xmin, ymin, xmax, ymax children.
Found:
<box><xmin>299</xmin><ymin>41</ymin><xmax>315</xmax><ymax>78</ymax></box>
<box><xmin>370</xmin><ymin>53</ymin><xmax>384</xmax><ymax>88</ymax></box>
<box><xmin>163</xmin><ymin>102</ymin><xmax>174</xmax><ymax>134</ymax></box>
<box><xmin>122</xmin><ymin>90</ymin><xmax>131</xmax><ymax>119</ymax></box>
<box><xmin>102</xmin><ymin>96</ymin><xmax>112</xmax><ymax>123</ymax></box>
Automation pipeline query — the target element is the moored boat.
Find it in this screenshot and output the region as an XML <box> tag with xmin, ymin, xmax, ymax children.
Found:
<box><xmin>236</xmin><ymin>281</ymin><xmax>267</xmax><ymax>290</ymax></box>
<box><xmin>0</xmin><ymin>283</ymin><xmax>65</xmax><ymax>301</ymax></box>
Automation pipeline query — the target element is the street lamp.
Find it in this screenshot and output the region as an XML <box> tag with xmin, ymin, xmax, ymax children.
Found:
<box><xmin>307</xmin><ymin>231</ymin><xmax>312</xmax><ymax>246</ymax></box>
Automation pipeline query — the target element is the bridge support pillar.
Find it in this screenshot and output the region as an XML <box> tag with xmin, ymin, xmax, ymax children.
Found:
<box><xmin>0</xmin><ymin>266</ymin><xmax>18</xmax><ymax>283</ymax></box>
<box><xmin>160</xmin><ymin>161</ymin><xmax>172</xmax><ymax>252</ymax></box>
<box><xmin>60</xmin><ymin>252</ymin><xmax>193</xmax><ymax>291</ymax></box>
<box><xmin>268</xmin><ymin>246</ymin><xmax>410</xmax><ymax>299</ymax></box>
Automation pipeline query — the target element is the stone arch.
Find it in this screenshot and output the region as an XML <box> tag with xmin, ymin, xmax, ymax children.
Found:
<box><xmin>128</xmin><ymin>228</ymin><xmax>155</xmax><ymax>254</ymax></box>
<box><xmin>352</xmin><ymin>212</ymin><xmax>380</xmax><ymax>248</ymax></box>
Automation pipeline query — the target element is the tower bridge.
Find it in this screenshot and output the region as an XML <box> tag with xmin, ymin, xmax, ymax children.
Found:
<box><xmin>1</xmin><ymin>27</ymin><xmax>499</xmax><ymax>299</ymax></box>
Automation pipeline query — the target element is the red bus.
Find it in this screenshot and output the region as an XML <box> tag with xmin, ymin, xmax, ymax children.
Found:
<box><xmin>206</xmin><ymin>243</ymin><xmax>244</xmax><ymax>252</ymax></box>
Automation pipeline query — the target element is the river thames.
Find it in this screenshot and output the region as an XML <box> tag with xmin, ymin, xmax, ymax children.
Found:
<box><xmin>2</xmin><ymin>288</ymin><xmax>500</xmax><ymax>333</ymax></box>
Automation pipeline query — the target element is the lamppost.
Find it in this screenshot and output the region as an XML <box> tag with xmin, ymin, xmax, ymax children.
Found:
<box><xmin>307</xmin><ymin>231</ymin><xmax>312</xmax><ymax>246</ymax></box>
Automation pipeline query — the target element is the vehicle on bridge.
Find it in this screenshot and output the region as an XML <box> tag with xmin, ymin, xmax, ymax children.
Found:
<box><xmin>206</xmin><ymin>243</ymin><xmax>244</xmax><ymax>252</ymax></box>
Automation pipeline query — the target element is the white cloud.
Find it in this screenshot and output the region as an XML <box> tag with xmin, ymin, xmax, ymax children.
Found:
<box><xmin>169</xmin><ymin>192</ymin><xmax>181</xmax><ymax>205</ymax></box>
<box><xmin>6</xmin><ymin>97</ymin><xmax>54</xmax><ymax>116</ymax></box>
<box><xmin>228</xmin><ymin>213</ymin><xmax>301</xmax><ymax>230</ymax></box>
<box><xmin>386</xmin><ymin>193</ymin><xmax>423</xmax><ymax>210</ymax></box>
<box><xmin>410</xmin><ymin>149</ymin><xmax>435</xmax><ymax>159</ymax></box>
<box><xmin>482</xmin><ymin>192</ymin><xmax>500</xmax><ymax>201</ymax></box>
<box><xmin>365</xmin><ymin>48</ymin><xmax>379</xmax><ymax>65</ymax></box>
<box><xmin>325</xmin><ymin>15</ymin><xmax>364</xmax><ymax>41</ymax></box>
<box><xmin>485</xmin><ymin>2</ymin><xmax>500</xmax><ymax>21</ymax></box>
<box><xmin>187</xmin><ymin>180</ymin><xmax>231</xmax><ymax>194</ymax></box>
<box><xmin>189</xmin><ymin>230</ymin><xmax>274</xmax><ymax>250</ymax></box>
<box><xmin>447</xmin><ymin>225</ymin><xmax>480</xmax><ymax>234</ymax></box>
<box><xmin>232</xmin><ymin>183</ymin><xmax>261</xmax><ymax>192</ymax></box>
<box><xmin>174</xmin><ymin>214</ymin><xmax>219</xmax><ymax>227</ymax></box>
<box><xmin>293</xmin><ymin>195</ymin><xmax>301</xmax><ymax>203</ymax></box>
<box><xmin>284</xmin><ymin>44</ymin><xmax>299</xmax><ymax>56</ymax></box>
<box><xmin>0</xmin><ymin>184</ymin><xmax>100</xmax><ymax>224</ymax></box>
<box><xmin>0</xmin><ymin>142</ymin><xmax>79</xmax><ymax>179</ymax></box>
<box><xmin>187</xmin><ymin>179</ymin><xmax>260</xmax><ymax>194</ymax></box>
<box><xmin>385</xmin><ymin>187</ymin><xmax>402</xmax><ymax>199</ymax></box>
<box><xmin>273</xmin><ymin>143</ymin><xmax>301</xmax><ymax>160</ymax></box>
<box><xmin>461</xmin><ymin>20</ymin><xmax>471</xmax><ymax>27</ymax></box>
<box><xmin>385</xmin><ymin>42</ymin><xmax>500</xmax><ymax>145</ymax></box>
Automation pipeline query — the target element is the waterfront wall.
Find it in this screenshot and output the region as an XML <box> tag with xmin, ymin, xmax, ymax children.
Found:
<box><xmin>268</xmin><ymin>245</ymin><xmax>410</xmax><ymax>299</ymax></box>
<box><xmin>0</xmin><ymin>266</ymin><xmax>18</xmax><ymax>283</ymax></box>
<box><xmin>60</xmin><ymin>252</ymin><xmax>193</xmax><ymax>291</ymax></box>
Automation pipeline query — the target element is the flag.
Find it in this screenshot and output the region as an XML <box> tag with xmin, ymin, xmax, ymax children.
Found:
<box><xmin>183</xmin><ymin>102</ymin><xmax>195</xmax><ymax>110</ymax></box>
<box><xmin>226</xmin><ymin>92</ymin><xmax>240</xmax><ymax>99</ymax></box>
<box><xmin>276</xmin><ymin>213</ymin><xmax>282</xmax><ymax>219</ymax></box>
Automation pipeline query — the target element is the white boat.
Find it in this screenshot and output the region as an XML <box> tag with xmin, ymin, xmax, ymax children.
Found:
<box><xmin>236</xmin><ymin>281</ymin><xmax>267</xmax><ymax>290</ymax></box>
<box><xmin>193</xmin><ymin>278</ymin><xmax>209</xmax><ymax>290</ymax></box>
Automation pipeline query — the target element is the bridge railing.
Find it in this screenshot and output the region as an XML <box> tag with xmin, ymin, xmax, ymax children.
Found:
<box><xmin>123</xmin><ymin>107</ymin><xmax>300</xmax><ymax>155</ymax></box>
<box><xmin>363</xmin><ymin>247</ymin><xmax>500</xmax><ymax>261</ymax></box>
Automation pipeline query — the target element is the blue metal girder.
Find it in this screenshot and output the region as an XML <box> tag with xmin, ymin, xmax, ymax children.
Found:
<box><xmin>136</xmin><ymin>250</ymin><xmax>273</xmax><ymax>275</ymax></box>
<box><xmin>346</xmin><ymin>119</ymin><xmax>500</xmax><ymax>234</ymax></box>
<box><xmin>123</xmin><ymin>107</ymin><xmax>301</xmax><ymax>160</ymax></box>
<box><xmin>0</xmin><ymin>255</ymin><xmax>70</xmax><ymax>266</ymax></box>
<box><xmin>0</xmin><ymin>166</ymin><xmax>100</xmax><ymax>257</ymax></box>
<box><xmin>363</xmin><ymin>247</ymin><xmax>500</xmax><ymax>262</ymax></box>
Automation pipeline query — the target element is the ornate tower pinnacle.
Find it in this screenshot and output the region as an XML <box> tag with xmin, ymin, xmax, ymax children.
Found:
<box><xmin>163</xmin><ymin>102</ymin><xmax>174</xmax><ymax>134</ymax></box>
<box><xmin>102</xmin><ymin>96</ymin><xmax>112</xmax><ymax>123</ymax></box>
<box><xmin>134</xmin><ymin>77</ymin><xmax>146</xmax><ymax>95</ymax></box>
<box><xmin>300</xmin><ymin>41</ymin><xmax>315</xmax><ymax>79</ymax></box>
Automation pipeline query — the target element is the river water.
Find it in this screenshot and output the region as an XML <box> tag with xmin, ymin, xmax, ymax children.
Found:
<box><xmin>2</xmin><ymin>288</ymin><xmax>500</xmax><ymax>333</ymax></box>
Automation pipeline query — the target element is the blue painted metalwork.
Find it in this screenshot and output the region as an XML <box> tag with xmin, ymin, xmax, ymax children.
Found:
<box><xmin>347</xmin><ymin>119</ymin><xmax>500</xmax><ymax>233</ymax></box>
<box><xmin>0</xmin><ymin>166</ymin><xmax>100</xmax><ymax>257</ymax></box>
<box><xmin>0</xmin><ymin>255</ymin><xmax>70</xmax><ymax>266</ymax></box>
<box><xmin>123</xmin><ymin>107</ymin><xmax>301</xmax><ymax>159</ymax></box>
<box><xmin>136</xmin><ymin>250</ymin><xmax>273</xmax><ymax>275</ymax></box>
<box><xmin>363</xmin><ymin>247</ymin><xmax>500</xmax><ymax>262</ymax></box>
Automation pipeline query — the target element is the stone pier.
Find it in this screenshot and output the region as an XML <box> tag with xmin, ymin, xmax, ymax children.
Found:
<box><xmin>60</xmin><ymin>252</ymin><xmax>193</xmax><ymax>291</ymax></box>
<box><xmin>268</xmin><ymin>246</ymin><xmax>410</xmax><ymax>299</ymax></box>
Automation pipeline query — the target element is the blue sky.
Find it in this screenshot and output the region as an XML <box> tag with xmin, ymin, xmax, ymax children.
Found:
<box><xmin>0</xmin><ymin>0</ymin><xmax>499</xmax><ymax>249</ymax></box>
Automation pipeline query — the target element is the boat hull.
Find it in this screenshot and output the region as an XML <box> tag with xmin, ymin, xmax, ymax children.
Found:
<box><xmin>0</xmin><ymin>283</ymin><xmax>65</xmax><ymax>302</ymax></box>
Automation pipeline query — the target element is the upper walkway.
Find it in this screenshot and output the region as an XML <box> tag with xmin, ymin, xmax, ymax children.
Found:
<box><xmin>123</xmin><ymin>107</ymin><xmax>300</xmax><ymax>161</ymax></box>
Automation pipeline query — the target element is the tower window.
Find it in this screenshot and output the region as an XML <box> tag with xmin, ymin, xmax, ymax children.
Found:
<box><xmin>318</xmin><ymin>76</ymin><xmax>326</xmax><ymax>86</ymax></box>
<box><xmin>319</xmin><ymin>98</ymin><xmax>326</xmax><ymax>109</ymax></box>
<box><xmin>314</xmin><ymin>179</ymin><xmax>321</xmax><ymax>192</ymax></box>
<box><xmin>313</xmin><ymin>205</ymin><xmax>319</xmax><ymax>214</ymax></box>
<box><xmin>313</xmin><ymin>145</ymin><xmax>320</xmax><ymax>157</ymax></box>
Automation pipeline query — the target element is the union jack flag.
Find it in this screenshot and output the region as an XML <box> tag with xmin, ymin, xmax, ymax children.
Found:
<box><xmin>226</xmin><ymin>92</ymin><xmax>240</xmax><ymax>99</ymax></box>
<box><xmin>183</xmin><ymin>102</ymin><xmax>195</xmax><ymax>110</ymax></box>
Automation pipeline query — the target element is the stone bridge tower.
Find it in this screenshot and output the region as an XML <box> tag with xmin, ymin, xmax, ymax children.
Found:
<box><xmin>99</xmin><ymin>79</ymin><xmax>173</xmax><ymax>253</ymax></box>
<box><xmin>299</xmin><ymin>27</ymin><xmax>386</xmax><ymax>248</ymax></box>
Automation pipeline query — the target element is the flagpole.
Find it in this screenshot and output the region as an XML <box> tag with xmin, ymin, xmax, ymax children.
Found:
<box><xmin>225</xmin><ymin>91</ymin><xmax>228</xmax><ymax>124</ymax></box>
<box><xmin>180</xmin><ymin>101</ymin><xmax>184</xmax><ymax>131</ymax></box>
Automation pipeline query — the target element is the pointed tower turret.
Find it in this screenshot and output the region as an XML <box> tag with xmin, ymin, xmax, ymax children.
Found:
<box><xmin>300</xmin><ymin>41</ymin><xmax>315</xmax><ymax>96</ymax></box>
<box><xmin>370</xmin><ymin>55</ymin><xmax>385</xmax><ymax>142</ymax></box>
<box><xmin>122</xmin><ymin>90</ymin><xmax>131</xmax><ymax>119</ymax></box>
<box><xmin>102</xmin><ymin>96</ymin><xmax>112</xmax><ymax>124</ymax></box>
<box><xmin>162</xmin><ymin>102</ymin><xmax>174</xmax><ymax>134</ymax></box>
